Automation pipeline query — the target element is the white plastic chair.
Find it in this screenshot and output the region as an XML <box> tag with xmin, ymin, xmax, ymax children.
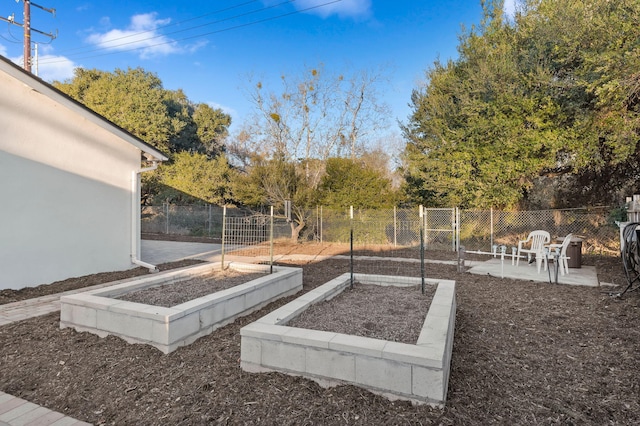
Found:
<box><xmin>542</xmin><ymin>233</ymin><xmax>573</xmax><ymax>276</ymax></box>
<box><xmin>516</xmin><ymin>230</ymin><xmax>551</xmax><ymax>272</ymax></box>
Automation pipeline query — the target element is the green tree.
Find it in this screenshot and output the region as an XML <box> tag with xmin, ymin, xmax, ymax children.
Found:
<box><xmin>318</xmin><ymin>157</ymin><xmax>397</xmax><ymax>209</ymax></box>
<box><xmin>402</xmin><ymin>0</ymin><xmax>640</xmax><ymax>209</ymax></box>
<box><xmin>233</xmin><ymin>155</ymin><xmax>316</xmax><ymax>241</ymax></box>
<box><xmin>54</xmin><ymin>67</ymin><xmax>232</xmax><ymax>157</ymax></box>
<box><xmin>155</xmin><ymin>151</ymin><xmax>235</xmax><ymax>205</ymax></box>
<box><xmin>193</xmin><ymin>103</ymin><xmax>231</xmax><ymax>157</ymax></box>
<box><xmin>55</xmin><ymin>67</ymin><xmax>233</xmax><ymax>205</ymax></box>
<box><xmin>55</xmin><ymin>67</ymin><xmax>174</xmax><ymax>153</ymax></box>
<box><xmin>517</xmin><ymin>0</ymin><xmax>640</xmax><ymax>206</ymax></box>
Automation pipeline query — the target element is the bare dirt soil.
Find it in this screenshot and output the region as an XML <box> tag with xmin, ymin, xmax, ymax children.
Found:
<box><xmin>118</xmin><ymin>270</ymin><xmax>267</xmax><ymax>307</ymax></box>
<box><xmin>290</xmin><ymin>283</ymin><xmax>436</xmax><ymax>344</ymax></box>
<box><xmin>1</xmin><ymin>241</ymin><xmax>640</xmax><ymax>425</ymax></box>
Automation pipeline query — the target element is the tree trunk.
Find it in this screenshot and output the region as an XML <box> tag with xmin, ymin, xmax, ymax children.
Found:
<box><xmin>290</xmin><ymin>220</ymin><xmax>305</xmax><ymax>243</ymax></box>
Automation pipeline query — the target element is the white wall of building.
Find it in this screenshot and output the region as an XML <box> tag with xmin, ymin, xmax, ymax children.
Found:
<box><xmin>0</xmin><ymin>68</ymin><xmax>142</xmax><ymax>290</ymax></box>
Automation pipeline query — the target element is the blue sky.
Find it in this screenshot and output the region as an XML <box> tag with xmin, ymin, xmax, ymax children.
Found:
<box><xmin>0</xmin><ymin>0</ymin><xmax>517</xmax><ymax>135</ymax></box>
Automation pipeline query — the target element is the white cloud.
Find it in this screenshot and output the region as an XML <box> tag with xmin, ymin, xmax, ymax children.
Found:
<box><xmin>0</xmin><ymin>43</ymin><xmax>75</xmax><ymax>81</ymax></box>
<box><xmin>294</xmin><ymin>0</ymin><xmax>372</xmax><ymax>19</ymax></box>
<box><xmin>37</xmin><ymin>55</ymin><xmax>77</xmax><ymax>82</ymax></box>
<box><xmin>503</xmin><ymin>0</ymin><xmax>518</xmax><ymax>20</ymax></box>
<box><xmin>85</xmin><ymin>12</ymin><xmax>182</xmax><ymax>59</ymax></box>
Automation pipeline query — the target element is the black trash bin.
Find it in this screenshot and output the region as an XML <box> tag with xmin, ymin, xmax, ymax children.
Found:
<box><xmin>566</xmin><ymin>238</ymin><xmax>582</xmax><ymax>268</ymax></box>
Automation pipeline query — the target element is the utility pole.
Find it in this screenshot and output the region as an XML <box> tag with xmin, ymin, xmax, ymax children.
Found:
<box><xmin>23</xmin><ymin>0</ymin><xmax>30</xmax><ymax>71</ymax></box>
<box><xmin>0</xmin><ymin>0</ymin><xmax>56</xmax><ymax>73</ymax></box>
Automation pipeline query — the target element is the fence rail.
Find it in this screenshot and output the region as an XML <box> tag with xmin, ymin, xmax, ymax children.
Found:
<box><xmin>141</xmin><ymin>204</ymin><xmax>621</xmax><ymax>255</ymax></box>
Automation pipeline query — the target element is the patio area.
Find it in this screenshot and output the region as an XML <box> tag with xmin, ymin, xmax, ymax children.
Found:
<box><xmin>467</xmin><ymin>257</ymin><xmax>599</xmax><ymax>287</ymax></box>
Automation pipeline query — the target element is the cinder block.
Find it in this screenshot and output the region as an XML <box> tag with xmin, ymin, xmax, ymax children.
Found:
<box><xmin>269</xmin><ymin>305</ymin><xmax>304</xmax><ymax>325</ymax></box>
<box><xmin>240</xmin><ymin>323</ymin><xmax>283</xmax><ymax>341</ymax></box>
<box><xmin>245</xmin><ymin>285</ymin><xmax>269</xmax><ymax>308</ymax></box>
<box><xmin>383</xmin><ymin>341</ymin><xmax>442</xmax><ymax>368</ymax></box>
<box><xmin>426</xmin><ymin>301</ymin><xmax>453</xmax><ymax>319</ymax></box>
<box><xmin>306</xmin><ymin>347</ymin><xmax>355</xmax><ymax>382</ymax></box>
<box><xmin>433</xmin><ymin>281</ymin><xmax>455</xmax><ymax>299</ymax></box>
<box><xmin>282</xmin><ymin>327</ymin><xmax>335</xmax><ymax>349</ymax></box>
<box><xmin>199</xmin><ymin>304</ymin><xmax>225</xmax><ymax>328</ymax></box>
<box><xmin>222</xmin><ymin>294</ymin><xmax>247</xmax><ymax>318</ymax></box>
<box><xmin>151</xmin><ymin>320</ymin><xmax>170</xmax><ymax>346</ymax></box>
<box><xmin>138</xmin><ymin>305</ymin><xmax>178</xmax><ymax>320</ymax></box>
<box><xmin>96</xmin><ymin>310</ymin><xmax>153</xmax><ymax>341</ymax></box>
<box><xmin>166</xmin><ymin>313</ymin><xmax>200</xmax><ymax>344</ymax></box>
<box><xmin>355</xmin><ymin>356</ymin><xmax>412</xmax><ymax>394</ymax></box>
<box><xmin>261</xmin><ymin>340</ymin><xmax>305</xmax><ymax>371</ymax></box>
<box><xmin>240</xmin><ymin>336</ymin><xmax>262</xmax><ymax>365</ymax></box>
<box><xmin>60</xmin><ymin>304</ymin><xmax>96</xmax><ymax>328</ymax></box>
<box><xmin>412</xmin><ymin>365</ymin><xmax>445</xmax><ymax>402</ymax></box>
<box><xmin>329</xmin><ymin>334</ymin><xmax>386</xmax><ymax>358</ymax></box>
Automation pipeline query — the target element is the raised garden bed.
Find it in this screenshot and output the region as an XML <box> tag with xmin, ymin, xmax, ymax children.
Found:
<box><xmin>240</xmin><ymin>273</ymin><xmax>456</xmax><ymax>406</ymax></box>
<box><xmin>60</xmin><ymin>262</ymin><xmax>302</xmax><ymax>354</ymax></box>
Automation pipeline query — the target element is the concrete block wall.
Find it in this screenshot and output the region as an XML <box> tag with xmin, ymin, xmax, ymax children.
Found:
<box><xmin>240</xmin><ymin>273</ymin><xmax>456</xmax><ymax>406</ymax></box>
<box><xmin>60</xmin><ymin>263</ymin><xmax>303</xmax><ymax>353</ymax></box>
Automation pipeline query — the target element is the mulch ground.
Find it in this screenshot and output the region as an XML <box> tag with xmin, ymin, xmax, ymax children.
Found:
<box><xmin>1</xmin><ymin>242</ymin><xmax>640</xmax><ymax>425</ymax></box>
<box><xmin>118</xmin><ymin>270</ymin><xmax>267</xmax><ymax>307</ymax></box>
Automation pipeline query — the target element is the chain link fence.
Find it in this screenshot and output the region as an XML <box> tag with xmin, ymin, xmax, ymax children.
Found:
<box><xmin>348</xmin><ymin>207</ymin><xmax>425</xmax><ymax>279</ymax></box>
<box><xmin>142</xmin><ymin>204</ymin><xmax>225</xmax><ymax>238</ymax></box>
<box><xmin>221</xmin><ymin>208</ymin><xmax>291</xmax><ymax>267</ymax></box>
<box><xmin>459</xmin><ymin>208</ymin><xmax>620</xmax><ymax>255</ymax></box>
<box><xmin>142</xmin><ymin>204</ymin><xmax>621</xmax><ymax>255</ymax></box>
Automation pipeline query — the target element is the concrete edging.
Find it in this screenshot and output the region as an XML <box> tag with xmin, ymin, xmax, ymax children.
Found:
<box><xmin>60</xmin><ymin>262</ymin><xmax>303</xmax><ymax>354</ymax></box>
<box><xmin>240</xmin><ymin>273</ymin><xmax>456</xmax><ymax>406</ymax></box>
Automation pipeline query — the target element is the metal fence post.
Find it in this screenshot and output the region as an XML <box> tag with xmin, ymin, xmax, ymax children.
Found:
<box><xmin>208</xmin><ymin>204</ymin><xmax>212</xmax><ymax>237</ymax></box>
<box><xmin>220</xmin><ymin>205</ymin><xmax>226</xmax><ymax>270</ymax></box>
<box><xmin>350</xmin><ymin>206</ymin><xmax>354</xmax><ymax>289</ymax></box>
<box><xmin>420</xmin><ymin>205</ymin><xmax>425</xmax><ymax>294</ymax></box>
<box><xmin>270</xmin><ymin>206</ymin><xmax>274</xmax><ymax>274</ymax></box>
<box><xmin>320</xmin><ymin>205</ymin><xmax>323</xmax><ymax>244</ymax></box>
<box><xmin>394</xmin><ymin>205</ymin><xmax>398</xmax><ymax>247</ymax></box>
<box><xmin>425</xmin><ymin>208</ymin><xmax>429</xmax><ymax>251</ymax></box>
<box><xmin>165</xmin><ymin>202</ymin><xmax>169</xmax><ymax>234</ymax></box>
<box><xmin>456</xmin><ymin>207</ymin><xmax>460</xmax><ymax>251</ymax></box>
<box><xmin>490</xmin><ymin>207</ymin><xmax>494</xmax><ymax>252</ymax></box>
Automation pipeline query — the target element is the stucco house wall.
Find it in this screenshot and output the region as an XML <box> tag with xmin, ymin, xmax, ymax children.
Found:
<box><xmin>0</xmin><ymin>56</ymin><xmax>167</xmax><ymax>290</ymax></box>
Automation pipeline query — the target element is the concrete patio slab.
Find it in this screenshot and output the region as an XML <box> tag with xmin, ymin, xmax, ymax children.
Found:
<box><xmin>140</xmin><ymin>240</ymin><xmax>222</xmax><ymax>264</ymax></box>
<box><xmin>467</xmin><ymin>258</ymin><xmax>599</xmax><ymax>287</ymax></box>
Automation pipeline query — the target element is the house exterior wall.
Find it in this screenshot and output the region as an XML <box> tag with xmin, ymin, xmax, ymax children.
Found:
<box><xmin>0</xmin><ymin>70</ymin><xmax>142</xmax><ymax>290</ymax></box>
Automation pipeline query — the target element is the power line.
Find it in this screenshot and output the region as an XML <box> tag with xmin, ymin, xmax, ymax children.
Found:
<box><xmin>51</xmin><ymin>0</ymin><xmax>262</xmax><ymax>57</ymax></box>
<box><xmin>0</xmin><ymin>0</ymin><xmax>56</xmax><ymax>72</ymax></box>
<box><xmin>45</xmin><ymin>0</ymin><xmax>296</xmax><ymax>60</ymax></box>
<box><xmin>38</xmin><ymin>0</ymin><xmax>341</xmax><ymax>65</ymax></box>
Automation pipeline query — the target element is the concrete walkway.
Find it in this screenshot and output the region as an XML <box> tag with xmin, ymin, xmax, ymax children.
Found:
<box><xmin>140</xmin><ymin>240</ymin><xmax>222</xmax><ymax>264</ymax></box>
<box><xmin>0</xmin><ymin>393</ymin><xmax>90</xmax><ymax>426</ymax></box>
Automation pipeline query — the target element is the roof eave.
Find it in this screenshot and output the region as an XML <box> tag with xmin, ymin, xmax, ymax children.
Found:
<box><xmin>0</xmin><ymin>55</ymin><xmax>169</xmax><ymax>163</ymax></box>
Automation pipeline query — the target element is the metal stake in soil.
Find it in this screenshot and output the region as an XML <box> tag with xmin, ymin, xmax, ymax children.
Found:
<box><xmin>420</xmin><ymin>205</ymin><xmax>425</xmax><ymax>294</ymax></box>
<box><xmin>221</xmin><ymin>205</ymin><xmax>227</xmax><ymax>271</ymax></box>
<box><xmin>350</xmin><ymin>205</ymin><xmax>354</xmax><ymax>289</ymax></box>
<box><xmin>269</xmin><ymin>206</ymin><xmax>274</xmax><ymax>274</ymax></box>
